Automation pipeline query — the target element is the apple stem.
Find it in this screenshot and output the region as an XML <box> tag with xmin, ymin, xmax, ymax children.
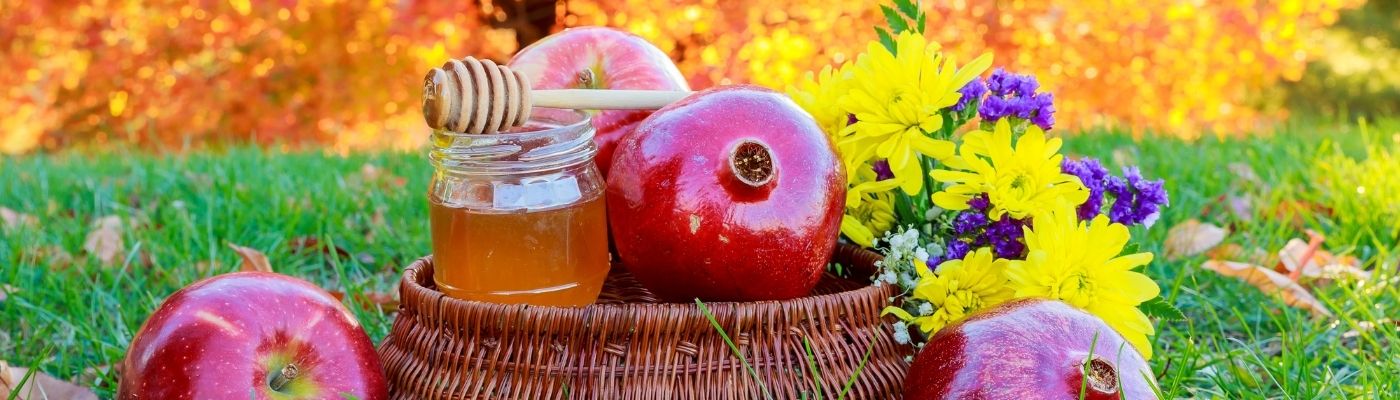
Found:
<box><xmin>729</xmin><ymin>140</ymin><xmax>775</xmax><ymax>188</ymax></box>
<box><xmin>268</xmin><ymin>363</ymin><xmax>300</xmax><ymax>392</ymax></box>
<box><xmin>577</xmin><ymin>69</ymin><xmax>596</xmax><ymax>88</ymax></box>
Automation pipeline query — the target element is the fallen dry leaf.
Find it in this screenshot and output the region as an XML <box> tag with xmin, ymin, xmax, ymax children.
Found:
<box><xmin>1276</xmin><ymin>238</ymin><xmax>1370</xmax><ymax>283</ymax></box>
<box><xmin>0</xmin><ymin>284</ymin><xmax>15</xmax><ymax>303</ymax></box>
<box><xmin>0</xmin><ymin>361</ymin><xmax>10</xmax><ymax>394</ymax></box>
<box><xmin>1268</xmin><ymin>200</ymin><xmax>1333</xmax><ymax>229</ymax></box>
<box><xmin>1227</xmin><ymin>162</ymin><xmax>1264</xmax><ymax>187</ymax></box>
<box><xmin>1224</xmin><ymin>193</ymin><xmax>1256</xmax><ymax>222</ymax></box>
<box><xmin>193</xmin><ymin>260</ymin><xmax>225</xmax><ymax>276</ymax></box>
<box><xmin>1202</xmin><ymin>260</ymin><xmax>1333</xmax><ymax>318</ymax></box>
<box><xmin>82</xmin><ymin>216</ymin><xmax>125</xmax><ymax>266</ymax></box>
<box><xmin>1110</xmin><ymin>147</ymin><xmax>1136</xmax><ymax>167</ymax></box>
<box><xmin>288</xmin><ymin>236</ymin><xmax>351</xmax><ymax>261</ymax></box>
<box><xmin>75</xmin><ymin>364</ymin><xmax>117</xmax><ymax>393</ymax></box>
<box><xmin>1342</xmin><ymin>319</ymin><xmax>1397</xmax><ymax>339</ymax></box>
<box><xmin>351</xmin><ymin>163</ymin><xmax>407</xmax><ymax>191</ymax></box>
<box><xmin>1</xmin><ymin>361</ymin><xmax>99</xmax><ymax>400</ymax></box>
<box><xmin>1165</xmin><ymin>219</ymin><xmax>1228</xmax><ymax>260</ymax></box>
<box><xmin>1205</xmin><ymin>243</ymin><xmax>1275</xmax><ymax>267</ymax></box>
<box><xmin>365</xmin><ymin>206</ymin><xmax>387</xmax><ymax>243</ymax></box>
<box><xmin>360</xmin><ymin>163</ymin><xmax>382</xmax><ymax>182</ymax></box>
<box><xmin>228</xmin><ymin>243</ymin><xmax>273</xmax><ymax>273</ymax></box>
<box><xmin>22</xmin><ymin>246</ymin><xmax>76</xmax><ymax>271</ymax></box>
<box><xmin>329</xmin><ymin>290</ymin><xmax>400</xmax><ymax>313</ymax></box>
<box><xmin>1</xmin><ymin>207</ymin><xmax>36</xmax><ymax>230</ymax></box>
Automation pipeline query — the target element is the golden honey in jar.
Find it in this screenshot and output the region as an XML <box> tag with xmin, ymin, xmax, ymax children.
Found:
<box><xmin>427</xmin><ymin>108</ymin><xmax>609</xmax><ymax>306</ymax></box>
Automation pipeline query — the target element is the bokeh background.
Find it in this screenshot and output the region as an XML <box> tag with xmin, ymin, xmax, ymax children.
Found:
<box><xmin>3</xmin><ymin>0</ymin><xmax>1397</xmax><ymax>154</ymax></box>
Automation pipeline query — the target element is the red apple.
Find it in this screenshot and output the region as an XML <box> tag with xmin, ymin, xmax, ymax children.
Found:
<box><xmin>904</xmin><ymin>299</ymin><xmax>1157</xmax><ymax>400</ymax></box>
<box><xmin>508</xmin><ymin>26</ymin><xmax>690</xmax><ymax>178</ymax></box>
<box><xmin>117</xmin><ymin>272</ymin><xmax>387</xmax><ymax>400</ymax></box>
<box><xmin>606</xmin><ymin>85</ymin><xmax>846</xmax><ymax>301</ymax></box>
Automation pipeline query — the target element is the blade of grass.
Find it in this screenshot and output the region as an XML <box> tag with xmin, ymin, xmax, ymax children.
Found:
<box><xmin>696</xmin><ymin>299</ymin><xmax>772</xmax><ymax>400</ymax></box>
<box><xmin>803</xmin><ymin>336</ymin><xmax>823</xmax><ymax>400</ymax></box>
<box><xmin>838</xmin><ymin>335</ymin><xmax>878</xmax><ymax>400</ymax></box>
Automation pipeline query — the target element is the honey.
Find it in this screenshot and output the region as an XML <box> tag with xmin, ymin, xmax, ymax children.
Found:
<box><xmin>424</xmin><ymin>107</ymin><xmax>610</xmax><ymax>307</ymax></box>
<box><xmin>429</xmin><ymin>194</ymin><xmax>610</xmax><ymax>306</ymax></box>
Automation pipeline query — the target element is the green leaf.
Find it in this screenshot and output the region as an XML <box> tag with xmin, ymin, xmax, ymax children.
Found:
<box><xmin>894</xmin><ymin>0</ymin><xmax>920</xmax><ymax>21</ymax></box>
<box><xmin>881</xmin><ymin>5</ymin><xmax>909</xmax><ymax>35</ymax></box>
<box><xmin>1122</xmin><ymin>242</ymin><xmax>1142</xmax><ymax>255</ymax></box>
<box><xmin>915</xmin><ymin>12</ymin><xmax>927</xmax><ymax>34</ymax></box>
<box><xmin>1139</xmin><ymin>297</ymin><xmax>1186</xmax><ymax>321</ymax></box>
<box><xmin>875</xmin><ymin>27</ymin><xmax>897</xmax><ymax>56</ymax></box>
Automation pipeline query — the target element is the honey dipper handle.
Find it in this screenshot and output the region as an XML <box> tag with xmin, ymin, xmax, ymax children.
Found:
<box><xmin>530</xmin><ymin>89</ymin><xmax>691</xmax><ymax>110</ymax></box>
<box><xmin>422</xmin><ymin>56</ymin><xmax>692</xmax><ymax>134</ymax></box>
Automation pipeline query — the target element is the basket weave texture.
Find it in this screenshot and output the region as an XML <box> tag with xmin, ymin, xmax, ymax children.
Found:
<box><xmin>376</xmin><ymin>244</ymin><xmax>910</xmax><ymax>399</ymax></box>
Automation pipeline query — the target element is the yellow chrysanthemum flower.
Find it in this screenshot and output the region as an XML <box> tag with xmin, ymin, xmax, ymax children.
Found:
<box><xmin>839</xmin><ymin>166</ymin><xmax>897</xmax><ymax>247</ymax></box>
<box><xmin>930</xmin><ymin>119</ymin><xmax>1089</xmax><ymax>219</ymax></box>
<box><xmin>841</xmin><ymin>190</ymin><xmax>896</xmax><ymax>247</ymax></box>
<box><xmin>787</xmin><ymin>63</ymin><xmax>853</xmax><ymax>141</ymax></box>
<box><xmin>884</xmin><ymin>248</ymin><xmax>1014</xmax><ymax>335</ymax></box>
<box><xmin>1006</xmin><ymin>201</ymin><xmax>1160</xmax><ymax>358</ymax></box>
<box><xmin>838</xmin><ymin>31</ymin><xmax>992</xmax><ymax>195</ymax></box>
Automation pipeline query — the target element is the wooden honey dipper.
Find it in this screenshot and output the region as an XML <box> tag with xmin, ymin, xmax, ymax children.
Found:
<box><xmin>422</xmin><ymin>56</ymin><xmax>691</xmax><ymax>134</ymax></box>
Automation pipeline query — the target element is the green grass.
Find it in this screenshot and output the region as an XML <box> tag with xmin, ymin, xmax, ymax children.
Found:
<box><xmin>2</xmin><ymin>120</ymin><xmax>1398</xmax><ymax>398</ymax></box>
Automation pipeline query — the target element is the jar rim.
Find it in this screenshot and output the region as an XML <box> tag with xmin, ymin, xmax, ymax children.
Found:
<box><xmin>430</xmin><ymin>108</ymin><xmax>597</xmax><ymax>176</ymax></box>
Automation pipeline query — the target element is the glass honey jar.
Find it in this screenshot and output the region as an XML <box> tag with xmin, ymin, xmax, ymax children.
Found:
<box><xmin>427</xmin><ymin>108</ymin><xmax>610</xmax><ymax>307</ymax></box>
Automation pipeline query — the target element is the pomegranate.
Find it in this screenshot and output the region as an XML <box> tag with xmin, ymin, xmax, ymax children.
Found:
<box><xmin>606</xmin><ymin>85</ymin><xmax>846</xmax><ymax>301</ymax></box>
<box><xmin>904</xmin><ymin>299</ymin><xmax>1158</xmax><ymax>400</ymax></box>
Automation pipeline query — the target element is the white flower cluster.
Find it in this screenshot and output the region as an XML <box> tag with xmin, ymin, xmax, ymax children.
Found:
<box><xmin>891</xmin><ymin>321</ymin><xmax>911</xmax><ymax>344</ymax></box>
<box><xmin>875</xmin><ymin>227</ymin><xmax>943</xmax><ymax>347</ymax></box>
<box><xmin>878</xmin><ymin>227</ymin><xmax>926</xmax><ymax>292</ymax></box>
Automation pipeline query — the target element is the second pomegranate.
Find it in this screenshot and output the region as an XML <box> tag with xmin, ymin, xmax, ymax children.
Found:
<box><xmin>606</xmin><ymin>85</ymin><xmax>846</xmax><ymax>302</ymax></box>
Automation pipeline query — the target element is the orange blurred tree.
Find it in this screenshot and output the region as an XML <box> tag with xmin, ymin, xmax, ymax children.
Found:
<box><xmin>1</xmin><ymin>0</ymin><xmax>524</xmax><ymax>153</ymax></box>
<box><xmin>0</xmin><ymin>0</ymin><xmax>1363</xmax><ymax>154</ymax></box>
<box><xmin>561</xmin><ymin>0</ymin><xmax>1362</xmax><ymax>138</ymax></box>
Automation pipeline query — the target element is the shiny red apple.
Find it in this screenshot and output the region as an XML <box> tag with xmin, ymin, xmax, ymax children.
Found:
<box><xmin>508</xmin><ymin>26</ymin><xmax>690</xmax><ymax>178</ymax></box>
<box><xmin>606</xmin><ymin>85</ymin><xmax>846</xmax><ymax>301</ymax></box>
<box><xmin>117</xmin><ymin>272</ymin><xmax>387</xmax><ymax>400</ymax></box>
<box><xmin>904</xmin><ymin>299</ymin><xmax>1158</xmax><ymax>400</ymax></box>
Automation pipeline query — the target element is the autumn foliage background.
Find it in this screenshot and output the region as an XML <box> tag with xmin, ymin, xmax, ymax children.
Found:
<box><xmin>3</xmin><ymin>0</ymin><xmax>1396</xmax><ymax>154</ymax></box>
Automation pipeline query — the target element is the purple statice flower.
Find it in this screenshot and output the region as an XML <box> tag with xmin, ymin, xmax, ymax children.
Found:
<box><xmin>1106</xmin><ymin>166</ymin><xmax>1169</xmax><ymax>226</ymax></box>
<box><xmin>1031</xmin><ymin>93</ymin><xmax>1056</xmax><ymax>130</ymax></box>
<box><xmin>985</xmin><ymin>216</ymin><xmax>1028</xmax><ymax>259</ymax></box>
<box><xmin>925</xmin><ymin>255</ymin><xmax>943</xmax><ymax>271</ymax></box>
<box><xmin>952</xmin><ymin>211</ymin><xmax>989</xmax><ymax>235</ymax></box>
<box><xmin>986</xmin><ymin>68</ymin><xmax>1025</xmax><ymax>96</ymax></box>
<box><xmin>953</xmin><ymin>78</ymin><xmax>987</xmax><ymax>112</ymax></box>
<box><xmin>978</xmin><ymin>68</ymin><xmax>1055</xmax><ymax>131</ymax></box>
<box><xmin>966</xmin><ymin>193</ymin><xmax>991</xmax><ymax>212</ymax></box>
<box><xmin>986</xmin><ymin>68</ymin><xmax>1042</xmax><ymax>98</ymax></box>
<box><xmin>979</xmin><ymin>95</ymin><xmax>1011</xmax><ymax>121</ymax></box>
<box><xmin>1061</xmin><ymin>157</ymin><xmax>1110</xmax><ymax>220</ymax></box>
<box><xmin>872</xmin><ymin>159</ymin><xmax>894</xmax><ymax>181</ymax></box>
<box><xmin>846</xmin><ymin>113</ymin><xmax>858</xmax><ymax>126</ymax></box>
<box><xmin>945</xmin><ymin>240</ymin><xmax>971</xmax><ymax>261</ymax></box>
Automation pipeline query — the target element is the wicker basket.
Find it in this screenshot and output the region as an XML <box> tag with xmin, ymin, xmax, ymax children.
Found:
<box><xmin>376</xmin><ymin>244</ymin><xmax>909</xmax><ymax>399</ymax></box>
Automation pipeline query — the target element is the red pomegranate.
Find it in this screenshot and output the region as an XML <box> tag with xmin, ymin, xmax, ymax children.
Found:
<box><xmin>606</xmin><ymin>85</ymin><xmax>846</xmax><ymax>302</ymax></box>
<box><xmin>904</xmin><ymin>299</ymin><xmax>1158</xmax><ymax>400</ymax></box>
